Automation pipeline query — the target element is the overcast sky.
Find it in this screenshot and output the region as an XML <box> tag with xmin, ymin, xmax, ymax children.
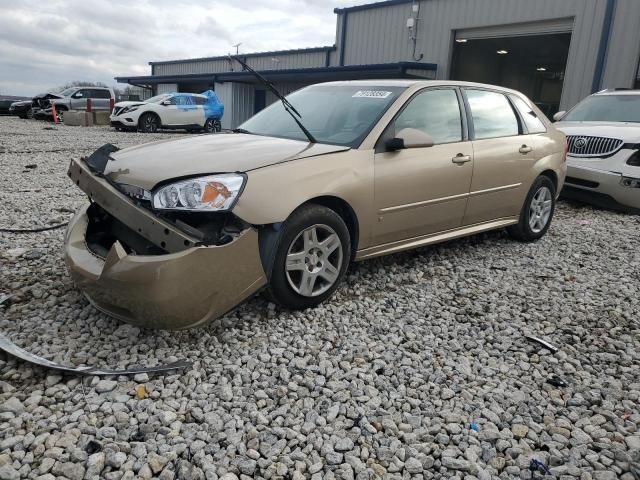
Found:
<box><xmin>0</xmin><ymin>0</ymin><xmax>372</xmax><ymax>97</ymax></box>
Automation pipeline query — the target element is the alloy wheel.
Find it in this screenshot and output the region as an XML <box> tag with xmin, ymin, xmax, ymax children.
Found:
<box><xmin>529</xmin><ymin>186</ymin><xmax>553</xmax><ymax>233</ymax></box>
<box><xmin>285</xmin><ymin>224</ymin><xmax>343</xmax><ymax>297</ymax></box>
<box><xmin>143</xmin><ymin>115</ymin><xmax>158</xmax><ymax>133</ymax></box>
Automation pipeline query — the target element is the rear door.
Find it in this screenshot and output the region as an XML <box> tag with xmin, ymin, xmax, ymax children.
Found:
<box><xmin>462</xmin><ymin>88</ymin><xmax>537</xmax><ymax>225</ymax></box>
<box><xmin>373</xmin><ymin>87</ymin><xmax>473</xmax><ymax>245</ymax></box>
<box><xmin>91</xmin><ymin>89</ymin><xmax>111</xmax><ymax>110</ymax></box>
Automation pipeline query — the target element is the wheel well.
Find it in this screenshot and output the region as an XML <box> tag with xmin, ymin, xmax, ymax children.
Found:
<box><xmin>540</xmin><ymin>170</ymin><xmax>558</xmax><ymax>192</ymax></box>
<box><xmin>302</xmin><ymin>196</ymin><xmax>359</xmax><ymax>258</ymax></box>
<box><xmin>138</xmin><ymin>111</ymin><xmax>160</xmax><ymax>126</ymax></box>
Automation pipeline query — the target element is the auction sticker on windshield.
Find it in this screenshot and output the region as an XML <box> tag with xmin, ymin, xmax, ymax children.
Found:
<box><xmin>352</xmin><ymin>90</ymin><xmax>392</xmax><ymax>99</ymax></box>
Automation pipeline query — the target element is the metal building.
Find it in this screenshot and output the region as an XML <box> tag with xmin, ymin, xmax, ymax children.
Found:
<box><xmin>115</xmin><ymin>0</ymin><xmax>640</xmax><ymax>128</ymax></box>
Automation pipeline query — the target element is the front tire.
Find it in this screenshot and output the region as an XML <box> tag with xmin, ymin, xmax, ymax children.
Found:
<box><xmin>138</xmin><ymin>113</ymin><xmax>160</xmax><ymax>133</ymax></box>
<box><xmin>507</xmin><ymin>175</ymin><xmax>556</xmax><ymax>242</ymax></box>
<box><xmin>268</xmin><ymin>205</ymin><xmax>351</xmax><ymax>310</ymax></box>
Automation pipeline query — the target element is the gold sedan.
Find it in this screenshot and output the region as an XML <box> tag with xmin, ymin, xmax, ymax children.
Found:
<box><xmin>65</xmin><ymin>80</ymin><xmax>567</xmax><ymax>329</ymax></box>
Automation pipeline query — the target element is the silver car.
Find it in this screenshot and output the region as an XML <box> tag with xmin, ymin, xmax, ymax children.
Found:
<box><xmin>554</xmin><ymin>90</ymin><xmax>640</xmax><ymax>213</ymax></box>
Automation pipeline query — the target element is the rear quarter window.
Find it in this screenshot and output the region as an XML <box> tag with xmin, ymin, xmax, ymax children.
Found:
<box><xmin>510</xmin><ymin>95</ymin><xmax>547</xmax><ymax>133</ymax></box>
<box><xmin>465</xmin><ymin>89</ymin><xmax>519</xmax><ymax>140</ymax></box>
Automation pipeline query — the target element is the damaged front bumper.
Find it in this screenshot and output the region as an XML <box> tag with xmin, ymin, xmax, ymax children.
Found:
<box><xmin>65</xmin><ymin>158</ymin><xmax>267</xmax><ymax>329</ymax></box>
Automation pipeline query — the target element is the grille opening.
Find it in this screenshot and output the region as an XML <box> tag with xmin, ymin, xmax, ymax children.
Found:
<box><xmin>565</xmin><ymin>176</ymin><xmax>600</xmax><ymax>188</ymax></box>
<box><xmin>85</xmin><ymin>203</ymin><xmax>165</xmax><ymax>258</ymax></box>
<box><xmin>85</xmin><ymin>204</ymin><xmax>247</xmax><ymax>258</ymax></box>
<box><xmin>566</xmin><ymin>135</ymin><xmax>623</xmax><ymax>157</ymax></box>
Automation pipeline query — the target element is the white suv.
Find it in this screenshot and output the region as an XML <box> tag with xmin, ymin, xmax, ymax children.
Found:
<box><xmin>554</xmin><ymin>90</ymin><xmax>640</xmax><ymax>213</ymax></box>
<box><xmin>110</xmin><ymin>91</ymin><xmax>224</xmax><ymax>133</ymax></box>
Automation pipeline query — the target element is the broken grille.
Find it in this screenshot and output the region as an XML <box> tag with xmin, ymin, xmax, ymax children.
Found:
<box><xmin>566</xmin><ymin>135</ymin><xmax>623</xmax><ymax>157</ymax></box>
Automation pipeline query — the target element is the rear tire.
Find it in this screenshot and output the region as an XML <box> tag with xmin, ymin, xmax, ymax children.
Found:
<box><xmin>204</xmin><ymin>118</ymin><xmax>221</xmax><ymax>133</ymax></box>
<box><xmin>507</xmin><ymin>175</ymin><xmax>556</xmax><ymax>242</ymax></box>
<box><xmin>138</xmin><ymin>113</ymin><xmax>160</xmax><ymax>133</ymax></box>
<box><xmin>268</xmin><ymin>205</ymin><xmax>350</xmax><ymax>310</ymax></box>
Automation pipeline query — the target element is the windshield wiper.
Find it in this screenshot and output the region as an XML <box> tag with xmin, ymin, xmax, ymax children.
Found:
<box><xmin>229</xmin><ymin>55</ymin><xmax>316</xmax><ymax>143</ymax></box>
<box><xmin>232</xmin><ymin>128</ymin><xmax>252</xmax><ymax>134</ymax></box>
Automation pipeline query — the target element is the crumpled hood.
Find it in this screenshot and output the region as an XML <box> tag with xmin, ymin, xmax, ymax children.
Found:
<box><xmin>104</xmin><ymin>133</ymin><xmax>350</xmax><ymax>190</ymax></box>
<box><xmin>555</xmin><ymin>121</ymin><xmax>640</xmax><ymax>143</ymax></box>
<box><xmin>33</xmin><ymin>92</ymin><xmax>63</xmax><ymax>100</ymax></box>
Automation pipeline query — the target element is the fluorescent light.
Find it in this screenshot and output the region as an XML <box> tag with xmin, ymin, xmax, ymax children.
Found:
<box><xmin>496</xmin><ymin>50</ymin><xmax>508</xmax><ymax>55</ymax></box>
<box><xmin>537</xmin><ymin>67</ymin><xmax>547</xmax><ymax>71</ymax></box>
<box><xmin>456</xmin><ymin>38</ymin><xmax>468</xmax><ymax>43</ymax></box>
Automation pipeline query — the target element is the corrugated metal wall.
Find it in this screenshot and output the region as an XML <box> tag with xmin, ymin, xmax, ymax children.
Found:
<box><xmin>600</xmin><ymin>0</ymin><xmax>640</xmax><ymax>90</ymax></box>
<box><xmin>156</xmin><ymin>83</ymin><xmax>178</xmax><ymax>94</ymax></box>
<box><xmin>154</xmin><ymin>51</ymin><xmax>330</xmax><ymax>76</ymax></box>
<box><xmin>337</xmin><ymin>0</ymin><xmax>640</xmax><ymax>109</ymax></box>
<box><xmin>215</xmin><ymin>82</ymin><xmax>256</xmax><ymax>129</ymax></box>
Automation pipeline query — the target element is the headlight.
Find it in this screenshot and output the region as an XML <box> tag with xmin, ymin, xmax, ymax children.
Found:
<box><xmin>152</xmin><ymin>174</ymin><xmax>246</xmax><ymax>211</ymax></box>
<box><xmin>121</xmin><ymin>106</ymin><xmax>139</xmax><ymax>114</ymax></box>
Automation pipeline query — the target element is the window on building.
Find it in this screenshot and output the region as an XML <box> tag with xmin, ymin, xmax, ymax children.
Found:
<box><xmin>394</xmin><ymin>89</ymin><xmax>463</xmax><ymax>144</ymax></box>
<box><xmin>510</xmin><ymin>95</ymin><xmax>546</xmax><ymax>133</ymax></box>
<box><xmin>465</xmin><ymin>89</ymin><xmax>519</xmax><ymax>139</ymax></box>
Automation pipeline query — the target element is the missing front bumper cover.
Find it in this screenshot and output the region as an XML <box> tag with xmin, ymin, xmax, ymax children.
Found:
<box><xmin>65</xmin><ymin>159</ymin><xmax>268</xmax><ymax>329</ymax></box>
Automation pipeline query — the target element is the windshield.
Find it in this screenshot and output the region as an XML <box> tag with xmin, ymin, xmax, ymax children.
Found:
<box><xmin>145</xmin><ymin>94</ymin><xmax>171</xmax><ymax>103</ymax></box>
<box><xmin>239</xmin><ymin>84</ymin><xmax>406</xmax><ymax>146</ymax></box>
<box><xmin>563</xmin><ymin>94</ymin><xmax>640</xmax><ymax>123</ymax></box>
<box><xmin>59</xmin><ymin>88</ymin><xmax>76</xmax><ymax>97</ymax></box>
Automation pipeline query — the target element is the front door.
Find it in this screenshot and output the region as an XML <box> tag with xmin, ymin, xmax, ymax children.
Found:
<box><xmin>373</xmin><ymin>88</ymin><xmax>473</xmax><ymax>245</ymax></box>
<box><xmin>70</xmin><ymin>89</ymin><xmax>89</xmax><ymax>110</ymax></box>
<box><xmin>461</xmin><ymin>88</ymin><xmax>538</xmax><ymax>225</ymax></box>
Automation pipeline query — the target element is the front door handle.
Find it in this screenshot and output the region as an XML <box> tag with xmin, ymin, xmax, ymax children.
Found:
<box><xmin>452</xmin><ymin>154</ymin><xmax>471</xmax><ymax>164</ymax></box>
<box><xmin>519</xmin><ymin>145</ymin><xmax>533</xmax><ymax>154</ymax></box>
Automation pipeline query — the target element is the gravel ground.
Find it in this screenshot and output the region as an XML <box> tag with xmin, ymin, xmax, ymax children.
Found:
<box><xmin>0</xmin><ymin>115</ymin><xmax>639</xmax><ymax>480</ymax></box>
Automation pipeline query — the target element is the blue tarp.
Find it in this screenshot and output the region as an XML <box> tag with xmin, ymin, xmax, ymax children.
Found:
<box><xmin>201</xmin><ymin>90</ymin><xmax>224</xmax><ymax>120</ymax></box>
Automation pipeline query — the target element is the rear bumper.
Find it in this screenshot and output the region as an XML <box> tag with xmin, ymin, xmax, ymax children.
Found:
<box><xmin>64</xmin><ymin>158</ymin><xmax>268</xmax><ymax>329</ymax></box>
<box><xmin>562</xmin><ymin>164</ymin><xmax>640</xmax><ymax>212</ymax></box>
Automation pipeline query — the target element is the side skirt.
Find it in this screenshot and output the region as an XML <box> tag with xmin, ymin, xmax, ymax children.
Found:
<box><xmin>355</xmin><ymin>217</ymin><xmax>518</xmax><ymax>261</ymax></box>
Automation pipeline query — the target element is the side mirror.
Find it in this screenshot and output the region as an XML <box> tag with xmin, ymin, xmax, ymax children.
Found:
<box><xmin>385</xmin><ymin>128</ymin><xmax>434</xmax><ymax>151</ymax></box>
<box><xmin>161</xmin><ymin>99</ymin><xmax>172</xmax><ymax>106</ymax></box>
<box><xmin>553</xmin><ymin>111</ymin><xmax>566</xmax><ymax>122</ymax></box>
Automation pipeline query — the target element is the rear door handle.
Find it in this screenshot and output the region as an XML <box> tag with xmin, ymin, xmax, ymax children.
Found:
<box><xmin>452</xmin><ymin>154</ymin><xmax>471</xmax><ymax>164</ymax></box>
<box><xmin>519</xmin><ymin>145</ymin><xmax>533</xmax><ymax>154</ymax></box>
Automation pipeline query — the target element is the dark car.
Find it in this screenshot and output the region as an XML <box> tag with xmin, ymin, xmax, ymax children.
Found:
<box><xmin>9</xmin><ymin>100</ymin><xmax>34</xmax><ymax>119</ymax></box>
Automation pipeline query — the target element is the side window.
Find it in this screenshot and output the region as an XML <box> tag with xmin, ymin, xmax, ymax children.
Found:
<box><xmin>465</xmin><ymin>89</ymin><xmax>519</xmax><ymax>139</ymax></box>
<box><xmin>72</xmin><ymin>90</ymin><xmax>84</xmax><ymax>98</ymax></box>
<box><xmin>95</xmin><ymin>89</ymin><xmax>111</xmax><ymax>99</ymax></box>
<box><xmin>394</xmin><ymin>89</ymin><xmax>462</xmax><ymax>144</ymax></box>
<box><xmin>510</xmin><ymin>95</ymin><xmax>547</xmax><ymax>133</ymax></box>
<box><xmin>194</xmin><ymin>96</ymin><xmax>207</xmax><ymax>105</ymax></box>
<box><xmin>166</xmin><ymin>96</ymin><xmax>178</xmax><ymax>105</ymax></box>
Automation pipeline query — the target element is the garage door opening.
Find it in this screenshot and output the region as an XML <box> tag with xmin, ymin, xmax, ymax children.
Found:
<box><xmin>451</xmin><ymin>33</ymin><xmax>571</xmax><ymax>117</ymax></box>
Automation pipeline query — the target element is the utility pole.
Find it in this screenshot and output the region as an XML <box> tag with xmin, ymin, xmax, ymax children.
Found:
<box><xmin>232</xmin><ymin>43</ymin><xmax>242</xmax><ymax>55</ymax></box>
